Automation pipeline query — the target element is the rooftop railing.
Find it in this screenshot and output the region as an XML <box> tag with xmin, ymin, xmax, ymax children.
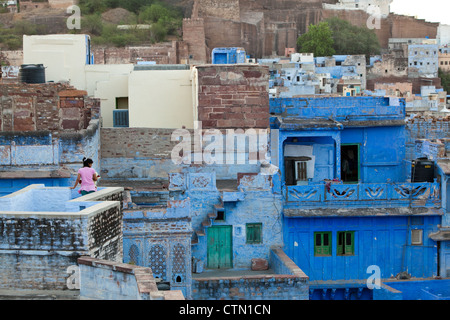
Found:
<box><xmin>284</xmin><ymin>180</ymin><xmax>440</xmax><ymax>208</ymax></box>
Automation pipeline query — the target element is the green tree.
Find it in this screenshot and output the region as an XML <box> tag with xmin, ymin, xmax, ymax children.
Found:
<box><xmin>82</xmin><ymin>14</ymin><xmax>104</xmax><ymax>36</ymax></box>
<box><xmin>325</xmin><ymin>17</ymin><xmax>381</xmax><ymax>57</ymax></box>
<box><xmin>297</xmin><ymin>22</ymin><xmax>335</xmax><ymax>57</ymax></box>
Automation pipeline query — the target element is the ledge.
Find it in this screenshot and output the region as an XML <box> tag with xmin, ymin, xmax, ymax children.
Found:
<box><xmin>284</xmin><ymin>206</ymin><xmax>444</xmax><ymax>217</ymax></box>
<box><xmin>0</xmin><ymin>169</ymin><xmax>71</xmax><ymax>179</ymax></box>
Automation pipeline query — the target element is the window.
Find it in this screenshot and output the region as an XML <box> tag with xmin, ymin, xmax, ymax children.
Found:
<box><xmin>284</xmin><ymin>155</ymin><xmax>313</xmax><ymax>186</ymax></box>
<box><xmin>411</xmin><ymin>229</ymin><xmax>423</xmax><ymax>245</ymax></box>
<box><xmin>337</xmin><ymin>231</ymin><xmax>355</xmax><ymax>256</ymax></box>
<box><xmin>341</xmin><ymin>144</ymin><xmax>360</xmax><ymax>183</ymax></box>
<box><xmin>216</xmin><ymin>209</ymin><xmax>225</xmax><ymax>221</ymax></box>
<box><xmin>246</xmin><ymin>223</ymin><xmax>262</xmax><ymax>244</ymax></box>
<box><xmin>314</xmin><ymin>232</ymin><xmax>332</xmax><ymax>256</ymax></box>
<box><xmin>295</xmin><ymin>161</ymin><xmax>308</xmax><ymax>182</ymax></box>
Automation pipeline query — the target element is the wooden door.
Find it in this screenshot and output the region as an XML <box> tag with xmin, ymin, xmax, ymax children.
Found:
<box><xmin>207</xmin><ymin>225</ymin><xmax>232</xmax><ymax>269</ymax></box>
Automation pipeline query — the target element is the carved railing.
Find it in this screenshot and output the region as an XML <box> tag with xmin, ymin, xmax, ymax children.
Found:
<box><xmin>285</xmin><ymin>181</ymin><xmax>440</xmax><ymax>207</ymax></box>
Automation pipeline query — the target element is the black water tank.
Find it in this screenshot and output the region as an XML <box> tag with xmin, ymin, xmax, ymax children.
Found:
<box><xmin>19</xmin><ymin>64</ymin><xmax>45</xmax><ymax>84</ymax></box>
<box><xmin>412</xmin><ymin>158</ymin><xmax>435</xmax><ymax>182</ymax></box>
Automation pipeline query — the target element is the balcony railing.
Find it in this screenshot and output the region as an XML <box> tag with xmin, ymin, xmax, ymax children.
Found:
<box><xmin>285</xmin><ymin>181</ymin><xmax>440</xmax><ymax>208</ymax></box>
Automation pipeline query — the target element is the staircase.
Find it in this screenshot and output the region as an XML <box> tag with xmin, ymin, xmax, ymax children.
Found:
<box><xmin>190</xmin><ymin>188</ymin><xmax>246</xmax><ymax>246</ymax></box>
<box><xmin>191</xmin><ymin>199</ymin><xmax>224</xmax><ymax>245</ymax></box>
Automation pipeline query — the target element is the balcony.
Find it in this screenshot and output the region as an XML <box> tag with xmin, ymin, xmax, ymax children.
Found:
<box><xmin>284</xmin><ymin>180</ymin><xmax>441</xmax><ymax>209</ymax></box>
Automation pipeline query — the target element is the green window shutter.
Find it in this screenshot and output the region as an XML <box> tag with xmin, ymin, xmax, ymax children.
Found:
<box><xmin>246</xmin><ymin>223</ymin><xmax>262</xmax><ymax>244</ymax></box>
<box><xmin>337</xmin><ymin>232</ymin><xmax>344</xmax><ymax>256</ymax></box>
<box><xmin>314</xmin><ymin>232</ymin><xmax>331</xmax><ymax>256</ymax></box>
<box><xmin>345</xmin><ymin>232</ymin><xmax>354</xmax><ymax>255</ymax></box>
<box><xmin>337</xmin><ymin>231</ymin><xmax>355</xmax><ymax>256</ymax></box>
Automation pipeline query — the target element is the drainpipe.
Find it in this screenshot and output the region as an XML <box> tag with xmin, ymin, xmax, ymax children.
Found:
<box><xmin>437</xmin><ymin>240</ymin><xmax>441</xmax><ymax>277</ymax></box>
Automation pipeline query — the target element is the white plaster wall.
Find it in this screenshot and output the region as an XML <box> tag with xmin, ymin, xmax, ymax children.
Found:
<box><xmin>128</xmin><ymin>70</ymin><xmax>194</xmax><ymax>129</ymax></box>
<box><xmin>85</xmin><ymin>64</ymin><xmax>134</xmax><ymax>128</ymax></box>
<box><xmin>23</xmin><ymin>34</ymin><xmax>89</xmax><ymax>90</ymax></box>
<box><xmin>438</xmin><ymin>24</ymin><xmax>450</xmax><ymax>47</ymax></box>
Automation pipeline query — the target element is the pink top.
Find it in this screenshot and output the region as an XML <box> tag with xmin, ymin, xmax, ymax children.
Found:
<box><xmin>78</xmin><ymin>167</ymin><xmax>97</xmax><ymax>192</ymax></box>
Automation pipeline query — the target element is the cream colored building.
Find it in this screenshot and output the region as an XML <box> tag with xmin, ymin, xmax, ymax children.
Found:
<box><xmin>23</xmin><ymin>34</ymin><xmax>93</xmax><ymax>91</ymax></box>
<box><xmin>128</xmin><ymin>66</ymin><xmax>194</xmax><ymax>129</ymax></box>
<box><xmin>22</xmin><ymin>34</ymin><xmax>198</xmax><ymax>129</ymax></box>
<box><xmin>85</xmin><ymin>64</ymin><xmax>134</xmax><ymax>128</ymax></box>
<box><xmin>439</xmin><ymin>49</ymin><xmax>450</xmax><ymax>73</ymax></box>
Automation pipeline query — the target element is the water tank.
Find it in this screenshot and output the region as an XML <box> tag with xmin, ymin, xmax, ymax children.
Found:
<box><xmin>19</xmin><ymin>64</ymin><xmax>45</xmax><ymax>84</ymax></box>
<box><xmin>411</xmin><ymin>158</ymin><xmax>435</xmax><ymax>182</ymax></box>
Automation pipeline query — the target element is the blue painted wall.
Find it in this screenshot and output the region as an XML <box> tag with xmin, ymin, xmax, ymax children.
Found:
<box><xmin>341</xmin><ymin>126</ymin><xmax>406</xmax><ymax>183</ymax></box>
<box><xmin>0</xmin><ymin>178</ymin><xmax>70</xmax><ymax>197</ymax></box>
<box><xmin>283</xmin><ymin>215</ymin><xmax>440</xmax><ymax>281</ymax></box>
<box><xmin>382</xmin><ymin>279</ymin><xmax>450</xmax><ymax>300</ymax></box>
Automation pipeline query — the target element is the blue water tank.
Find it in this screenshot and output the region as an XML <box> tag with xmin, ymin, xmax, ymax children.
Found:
<box><xmin>212</xmin><ymin>47</ymin><xmax>246</xmax><ymax>64</ymax></box>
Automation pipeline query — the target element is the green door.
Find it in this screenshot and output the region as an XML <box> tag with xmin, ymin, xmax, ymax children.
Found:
<box><xmin>207</xmin><ymin>225</ymin><xmax>232</xmax><ymax>269</ymax></box>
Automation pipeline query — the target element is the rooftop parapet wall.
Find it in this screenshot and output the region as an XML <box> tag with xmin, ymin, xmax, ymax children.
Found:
<box><xmin>0</xmin><ymin>184</ymin><xmax>124</xmax><ymax>290</ymax></box>
<box><xmin>270</xmin><ymin>96</ymin><xmax>406</xmax><ymax>122</ymax></box>
<box><xmin>0</xmin><ymin>119</ymin><xmax>101</xmax><ymax>187</ymax></box>
<box><xmin>192</xmin><ymin>247</ymin><xmax>309</xmax><ymax>300</ymax></box>
<box><xmin>0</xmin><ymin>184</ymin><xmax>124</xmax><ymax>255</ymax></box>
<box><xmin>78</xmin><ymin>256</ymin><xmax>184</xmax><ymax>300</ymax></box>
<box><xmin>0</xmin><ymin>83</ymin><xmax>100</xmax><ymax>132</ymax></box>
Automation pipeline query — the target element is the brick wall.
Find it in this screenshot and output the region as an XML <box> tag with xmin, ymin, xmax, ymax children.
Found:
<box><xmin>0</xmin><ymin>83</ymin><xmax>100</xmax><ymax>132</ymax></box>
<box><xmin>196</xmin><ymin>65</ymin><xmax>270</xmax><ymax>129</ymax></box>
<box><xmin>182</xmin><ymin>18</ymin><xmax>208</xmax><ymax>64</ymax></box>
<box><xmin>100</xmin><ymin>127</ymin><xmax>263</xmax><ymax>181</ymax></box>
<box><xmin>101</xmin><ymin>128</ymin><xmax>179</xmax><ymax>160</ymax></box>
<box><xmin>92</xmin><ymin>42</ymin><xmax>189</xmax><ymax>65</ymax></box>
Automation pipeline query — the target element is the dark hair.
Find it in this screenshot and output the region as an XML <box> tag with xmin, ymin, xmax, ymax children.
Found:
<box><xmin>82</xmin><ymin>157</ymin><xmax>93</xmax><ymax>167</ymax></box>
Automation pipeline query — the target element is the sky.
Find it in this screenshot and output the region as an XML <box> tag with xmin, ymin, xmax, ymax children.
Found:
<box><xmin>390</xmin><ymin>0</ymin><xmax>450</xmax><ymax>25</ymax></box>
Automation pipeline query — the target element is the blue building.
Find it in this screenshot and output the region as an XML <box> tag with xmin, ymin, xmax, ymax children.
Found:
<box><xmin>212</xmin><ymin>47</ymin><xmax>246</xmax><ymax>64</ymax></box>
<box><xmin>408</xmin><ymin>44</ymin><xmax>439</xmax><ymax>77</ymax></box>
<box><xmin>269</xmin><ymin>96</ymin><xmax>443</xmax><ymax>285</ymax></box>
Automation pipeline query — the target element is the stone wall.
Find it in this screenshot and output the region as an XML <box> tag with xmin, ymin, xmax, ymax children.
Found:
<box><xmin>188</xmin><ymin>0</ymin><xmax>438</xmax><ymax>59</ymax></box>
<box><xmin>92</xmin><ymin>42</ymin><xmax>189</xmax><ymax>65</ymax></box>
<box><xmin>182</xmin><ymin>18</ymin><xmax>208</xmax><ymax>64</ymax></box>
<box><xmin>0</xmin><ymin>83</ymin><xmax>100</xmax><ymax>132</ymax></box>
<box><xmin>196</xmin><ymin>65</ymin><xmax>270</xmax><ymax>129</ymax></box>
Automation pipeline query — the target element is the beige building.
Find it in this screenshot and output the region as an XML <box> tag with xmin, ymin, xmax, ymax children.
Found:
<box><xmin>439</xmin><ymin>48</ymin><xmax>450</xmax><ymax>73</ymax></box>
<box><xmin>128</xmin><ymin>65</ymin><xmax>194</xmax><ymax>129</ymax></box>
<box><xmin>84</xmin><ymin>64</ymin><xmax>134</xmax><ymax>128</ymax></box>
<box><xmin>23</xmin><ymin>34</ymin><xmax>93</xmax><ymax>91</ymax></box>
